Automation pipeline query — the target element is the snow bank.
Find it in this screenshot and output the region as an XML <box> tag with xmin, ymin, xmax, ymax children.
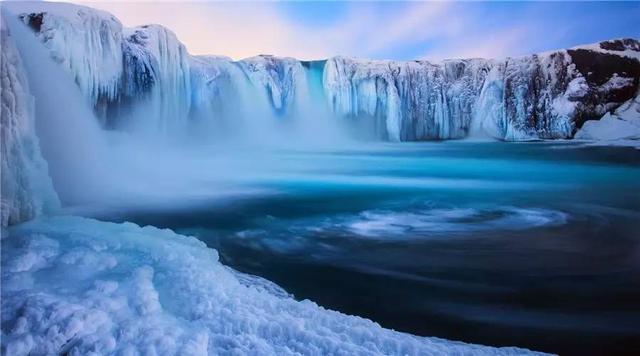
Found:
<box><xmin>574</xmin><ymin>112</ymin><xmax>640</xmax><ymax>141</ymax></box>
<box><xmin>1</xmin><ymin>216</ymin><xmax>547</xmax><ymax>355</ymax></box>
<box><xmin>1</xmin><ymin>22</ymin><xmax>59</xmax><ymax>226</ymax></box>
<box><xmin>574</xmin><ymin>92</ymin><xmax>640</xmax><ymax>145</ymax></box>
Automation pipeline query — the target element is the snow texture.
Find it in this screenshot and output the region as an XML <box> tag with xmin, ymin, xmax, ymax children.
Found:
<box><xmin>10</xmin><ymin>2</ymin><xmax>639</xmax><ymax>141</ymax></box>
<box><xmin>1</xmin><ymin>23</ymin><xmax>59</xmax><ymax>227</ymax></box>
<box><xmin>1</xmin><ymin>216</ymin><xmax>548</xmax><ymax>355</ymax></box>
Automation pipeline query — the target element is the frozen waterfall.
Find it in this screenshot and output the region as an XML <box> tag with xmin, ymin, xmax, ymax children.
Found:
<box><xmin>10</xmin><ymin>2</ymin><xmax>639</xmax><ymax>143</ymax></box>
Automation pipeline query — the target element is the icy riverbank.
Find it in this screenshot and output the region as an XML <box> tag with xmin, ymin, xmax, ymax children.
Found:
<box><xmin>1</xmin><ymin>216</ymin><xmax>548</xmax><ymax>355</ymax></box>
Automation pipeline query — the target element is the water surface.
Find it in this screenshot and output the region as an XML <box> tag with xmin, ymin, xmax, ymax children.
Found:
<box><xmin>97</xmin><ymin>141</ymin><xmax>640</xmax><ymax>355</ymax></box>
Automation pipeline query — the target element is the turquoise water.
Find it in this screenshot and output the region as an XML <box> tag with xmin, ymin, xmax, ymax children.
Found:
<box><xmin>99</xmin><ymin>141</ymin><xmax>640</xmax><ymax>355</ymax></box>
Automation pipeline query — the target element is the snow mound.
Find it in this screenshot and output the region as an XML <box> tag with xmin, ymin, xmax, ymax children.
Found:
<box><xmin>575</xmin><ymin>93</ymin><xmax>640</xmax><ymax>144</ymax></box>
<box><xmin>575</xmin><ymin>113</ymin><xmax>640</xmax><ymax>141</ymax></box>
<box><xmin>1</xmin><ymin>216</ymin><xmax>547</xmax><ymax>355</ymax></box>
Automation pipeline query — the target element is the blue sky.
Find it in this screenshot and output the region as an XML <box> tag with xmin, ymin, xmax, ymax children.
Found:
<box><xmin>82</xmin><ymin>1</ymin><xmax>640</xmax><ymax>61</ymax></box>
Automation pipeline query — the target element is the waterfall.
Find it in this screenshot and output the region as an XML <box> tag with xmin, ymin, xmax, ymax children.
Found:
<box><xmin>4</xmin><ymin>9</ymin><xmax>110</xmax><ymax>206</ymax></box>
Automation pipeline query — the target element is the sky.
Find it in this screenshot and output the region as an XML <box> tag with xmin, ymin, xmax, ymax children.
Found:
<box><xmin>74</xmin><ymin>1</ymin><xmax>640</xmax><ymax>61</ymax></box>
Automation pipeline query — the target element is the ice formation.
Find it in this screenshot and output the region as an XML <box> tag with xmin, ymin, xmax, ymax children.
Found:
<box><xmin>324</xmin><ymin>57</ymin><xmax>494</xmax><ymax>141</ymax></box>
<box><xmin>10</xmin><ymin>2</ymin><xmax>639</xmax><ymax>141</ymax></box>
<box><xmin>16</xmin><ymin>2</ymin><xmax>123</xmax><ymax>107</ymax></box>
<box><xmin>1</xmin><ymin>23</ymin><xmax>59</xmax><ymax>226</ymax></box>
<box><xmin>118</xmin><ymin>25</ymin><xmax>192</xmax><ymax>132</ymax></box>
<box><xmin>239</xmin><ymin>55</ymin><xmax>309</xmax><ymax>115</ymax></box>
<box><xmin>1</xmin><ymin>216</ymin><xmax>547</xmax><ymax>355</ymax></box>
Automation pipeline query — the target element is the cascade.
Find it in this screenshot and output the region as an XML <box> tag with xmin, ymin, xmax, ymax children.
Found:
<box><xmin>6</xmin><ymin>2</ymin><xmax>640</xmax><ymax>145</ymax></box>
<box><xmin>5</xmin><ymin>10</ymin><xmax>110</xmax><ymax>206</ymax></box>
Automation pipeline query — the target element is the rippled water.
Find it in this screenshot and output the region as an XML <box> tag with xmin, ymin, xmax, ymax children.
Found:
<box><xmin>97</xmin><ymin>141</ymin><xmax>640</xmax><ymax>355</ymax></box>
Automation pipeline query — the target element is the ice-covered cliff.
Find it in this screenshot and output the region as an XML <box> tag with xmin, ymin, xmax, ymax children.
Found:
<box><xmin>1</xmin><ymin>23</ymin><xmax>59</xmax><ymax>227</ymax></box>
<box><xmin>324</xmin><ymin>57</ymin><xmax>493</xmax><ymax>141</ymax></box>
<box><xmin>17</xmin><ymin>2</ymin><xmax>123</xmax><ymax>107</ymax></box>
<box><xmin>324</xmin><ymin>44</ymin><xmax>639</xmax><ymax>141</ymax></box>
<box><xmin>10</xmin><ymin>2</ymin><xmax>640</xmax><ymax>142</ymax></box>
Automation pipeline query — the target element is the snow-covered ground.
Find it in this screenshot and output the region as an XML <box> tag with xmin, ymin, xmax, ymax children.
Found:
<box><xmin>1</xmin><ymin>216</ymin><xmax>548</xmax><ymax>355</ymax></box>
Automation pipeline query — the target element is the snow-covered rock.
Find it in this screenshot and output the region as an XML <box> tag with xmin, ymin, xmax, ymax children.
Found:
<box><xmin>16</xmin><ymin>2</ymin><xmax>123</xmax><ymax>106</ymax></box>
<box><xmin>574</xmin><ymin>91</ymin><xmax>640</xmax><ymax>142</ymax></box>
<box><xmin>0</xmin><ymin>23</ymin><xmax>59</xmax><ymax>227</ymax></box>
<box><xmin>324</xmin><ymin>47</ymin><xmax>639</xmax><ymax>141</ymax></box>
<box><xmin>571</xmin><ymin>38</ymin><xmax>640</xmax><ymax>61</ymax></box>
<box><xmin>574</xmin><ymin>112</ymin><xmax>640</xmax><ymax>141</ymax></box>
<box><xmin>1</xmin><ymin>216</ymin><xmax>548</xmax><ymax>355</ymax></box>
<box><xmin>611</xmin><ymin>89</ymin><xmax>640</xmax><ymax>124</ymax></box>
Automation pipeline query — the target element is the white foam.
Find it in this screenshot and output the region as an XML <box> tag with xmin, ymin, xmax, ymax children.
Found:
<box><xmin>344</xmin><ymin>207</ymin><xmax>568</xmax><ymax>239</ymax></box>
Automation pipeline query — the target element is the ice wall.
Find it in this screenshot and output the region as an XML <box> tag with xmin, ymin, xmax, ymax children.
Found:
<box><xmin>10</xmin><ymin>2</ymin><xmax>640</xmax><ymax>142</ymax></box>
<box><xmin>118</xmin><ymin>25</ymin><xmax>192</xmax><ymax>132</ymax></box>
<box><xmin>1</xmin><ymin>23</ymin><xmax>59</xmax><ymax>227</ymax></box>
<box><xmin>17</xmin><ymin>2</ymin><xmax>123</xmax><ymax>107</ymax></box>
<box><xmin>324</xmin><ymin>48</ymin><xmax>639</xmax><ymax>141</ymax></box>
<box><xmin>239</xmin><ymin>55</ymin><xmax>308</xmax><ymax>115</ymax></box>
<box><xmin>323</xmin><ymin>57</ymin><xmax>492</xmax><ymax>141</ymax></box>
<box><xmin>472</xmin><ymin>52</ymin><xmax>576</xmax><ymax>140</ymax></box>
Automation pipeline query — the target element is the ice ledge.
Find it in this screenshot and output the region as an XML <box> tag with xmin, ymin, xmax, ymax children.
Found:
<box><xmin>1</xmin><ymin>216</ymin><xmax>549</xmax><ymax>355</ymax></box>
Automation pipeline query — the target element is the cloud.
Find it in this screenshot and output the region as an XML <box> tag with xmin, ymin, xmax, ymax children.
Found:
<box><xmin>420</xmin><ymin>26</ymin><xmax>533</xmax><ymax>61</ymax></box>
<box><xmin>73</xmin><ymin>0</ymin><xmax>637</xmax><ymax>61</ymax></box>
<box><xmin>359</xmin><ymin>2</ymin><xmax>464</xmax><ymax>54</ymax></box>
<box><xmin>77</xmin><ymin>1</ymin><xmax>471</xmax><ymax>60</ymax></box>
<box><xmin>79</xmin><ymin>2</ymin><xmax>320</xmax><ymax>59</ymax></box>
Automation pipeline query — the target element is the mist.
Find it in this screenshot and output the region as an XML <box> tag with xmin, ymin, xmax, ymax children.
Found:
<box><xmin>4</xmin><ymin>9</ymin><xmax>110</xmax><ymax>206</ymax></box>
<box><xmin>4</xmin><ymin>10</ymin><xmax>362</xmax><ymax>216</ymax></box>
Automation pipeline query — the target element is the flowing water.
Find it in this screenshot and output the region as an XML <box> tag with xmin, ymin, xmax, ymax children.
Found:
<box><xmin>95</xmin><ymin>141</ymin><xmax>640</xmax><ymax>355</ymax></box>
